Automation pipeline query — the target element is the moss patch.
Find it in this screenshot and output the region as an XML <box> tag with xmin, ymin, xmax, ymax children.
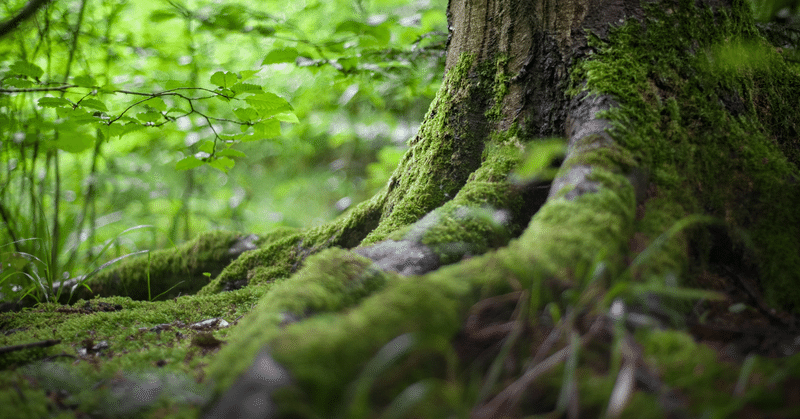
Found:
<box><xmin>0</xmin><ymin>286</ymin><xmax>264</xmax><ymax>417</ymax></box>
<box><xmin>571</xmin><ymin>0</ymin><xmax>800</xmax><ymax>309</ymax></box>
<box><xmin>60</xmin><ymin>230</ymin><xmax>253</xmax><ymax>303</ymax></box>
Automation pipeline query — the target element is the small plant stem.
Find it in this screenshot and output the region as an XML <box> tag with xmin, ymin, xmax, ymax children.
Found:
<box><xmin>0</xmin><ymin>202</ymin><xmax>20</xmax><ymax>252</ymax></box>
<box><xmin>147</xmin><ymin>252</ymin><xmax>152</xmax><ymax>301</ymax></box>
<box><xmin>184</xmin><ymin>171</ymin><xmax>194</xmax><ymax>241</ymax></box>
<box><xmin>68</xmin><ymin>132</ymin><xmax>102</xmax><ymax>266</ymax></box>
<box><xmin>50</xmin><ymin>150</ymin><xmax>60</xmax><ymax>288</ymax></box>
<box><xmin>29</xmin><ymin>142</ymin><xmax>39</xmax><ymax>236</ymax></box>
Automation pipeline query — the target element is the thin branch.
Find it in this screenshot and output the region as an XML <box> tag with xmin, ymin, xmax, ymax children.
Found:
<box><xmin>0</xmin><ymin>0</ymin><xmax>53</xmax><ymax>39</ymax></box>
<box><xmin>0</xmin><ymin>84</ymin><xmax>76</xmax><ymax>93</ymax></box>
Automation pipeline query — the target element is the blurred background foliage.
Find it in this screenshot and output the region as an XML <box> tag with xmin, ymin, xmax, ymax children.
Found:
<box><xmin>0</xmin><ymin>0</ymin><xmax>447</xmax><ymax>302</ymax></box>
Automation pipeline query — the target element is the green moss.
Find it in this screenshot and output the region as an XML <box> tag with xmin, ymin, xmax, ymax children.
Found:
<box><xmin>382</xmin><ymin>139</ymin><xmax>525</xmax><ymax>264</ymax></box>
<box><xmin>572</xmin><ymin>0</ymin><xmax>800</xmax><ymax>309</ymax></box>
<box><xmin>198</xmin><ymin>232</ymin><xmax>304</xmax><ymax>294</ymax></box>
<box><xmin>362</xmin><ymin>53</ymin><xmax>488</xmax><ymax>244</ymax></box>
<box><xmin>640</xmin><ymin>330</ymin><xmax>742</xmax><ymax>415</ymax></box>
<box><xmin>630</xmin><ymin>197</ymin><xmax>689</xmax><ymax>281</ymax></box>
<box><xmin>523</xmin><ymin>168</ymin><xmax>636</xmax><ymax>285</ymax></box>
<box><xmin>62</xmin><ymin>230</ymin><xmax>249</xmax><ymax>302</ymax></box>
<box><xmin>0</xmin><ymin>286</ymin><xmax>265</xmax><ymax>417</ymax></box>
<box><xmin>205</xmin><ymin>248</ymin><xmax>398</xmax><ymax>394</ymax></box>
<box><xmin>200</xmin><ymin>190</ymin><xmax>385</xmax><ymax>293</ymax></box>
<box><xmin>258</xmin><ymin>248</ymin><xmax>390</xmax><ymax>315</ymax></box>
<box><xmin>205</xmin><ymin>146</ymin><xmax>640</xmax><ymax>414</ymax></box>
<box><xmin>485</xmin><ymin>54</ymin><xmax>511</xmax><ymax>121</ymax></box>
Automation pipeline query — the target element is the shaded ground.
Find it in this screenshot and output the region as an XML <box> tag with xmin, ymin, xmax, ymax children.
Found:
<box><xmin>3</xmin><ymin>261</ymin><xmax>800</xmax><ymax>418</ymax></box>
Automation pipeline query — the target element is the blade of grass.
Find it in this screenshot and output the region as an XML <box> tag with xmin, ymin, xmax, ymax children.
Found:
<box><xmin>556</xmin><ymin>331</ymin><xmax>580</xmax><ymax>414</ymax></box>
<box><xmin>475</xmin><ymin>292</ymin><xmax>529</xmax><ymax>405</ymax></box>
<box><xmin>346</xmin><ymin>333</ymin><xmax>417</xmax><ymax>419</ymax></box>
<box><xmin>378</xmin><ymin>380</ymin><xmax>432</xmax><ymax>419</ymax></box>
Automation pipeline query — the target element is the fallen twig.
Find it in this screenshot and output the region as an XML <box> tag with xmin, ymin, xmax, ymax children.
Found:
<box><xmin>0</xmin><ymin>339</ymin><xmax>61</xmax><ymax>354</ymax></box>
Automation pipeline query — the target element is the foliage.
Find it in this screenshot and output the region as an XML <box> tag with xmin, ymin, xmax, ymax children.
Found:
<box><xmin>0</xmin><ymin>0</ymin><xmax>447</xmax><ymax>304</ymax></box>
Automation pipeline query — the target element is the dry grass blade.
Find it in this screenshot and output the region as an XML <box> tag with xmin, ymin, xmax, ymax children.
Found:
<box><xmin>471</xmin><ymin>317</ymin><xmax>606</xmax><ymax>419</ymax></box>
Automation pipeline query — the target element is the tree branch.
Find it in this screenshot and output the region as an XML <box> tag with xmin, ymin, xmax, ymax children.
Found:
<box><xmin>0</xmin><ymin>0</ymin><xmax>53</xmax><ymax>39</ymax></box>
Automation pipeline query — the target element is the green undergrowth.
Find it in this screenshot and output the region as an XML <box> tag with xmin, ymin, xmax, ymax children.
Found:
<box><xmin>639</xmin><ymin>329</ymin><xmax>800</xmax><ymax>417</ymax></box>
<box><xmin>571</xmin><ymin>0</ymin><xmax>800</xmax><ymax>309</ymax></box>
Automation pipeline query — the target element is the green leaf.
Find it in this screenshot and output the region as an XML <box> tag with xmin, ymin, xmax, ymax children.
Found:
<box><xmin>335</xmin><ymin>20</ymin><xmax>366</xmax><ymax>35</ymax></box>
<box><xmin>239</xmin><ymin>134</ymin><xmax>261</xmax><ymax>142</ymax></box>
<box><xmin>273</xmin><ymin>112</ymin><xmax>299</xmax><ymax>123</ymax></box>
<box><xmin>166</xmin><ymin>106</ymin><xmax>188</xmax><ymax>114</ymax></box>
<box><xmin>3</xmin><ymin>78</ymin><xmax>33</xmax><ymax>88</ymax></box>
<box><xmin>79</xmin><ymin>98</ymin><xmax>107</xmax><ymax>111</ymax></box>
<box><xmin>238</xmin><ymin>70</ymin><xmax>259</xmax><ymax>81</ymax></box>
<box><xmin>212</xmin><ymin>5</ymin><xmax>246</xmax><ymax>31</ymax></box>
<box><xmin>149</xmin><ymin>10</ymin><xmax>177</xmax><ymax>22</ymax></box>
<box><xmin>145</xmin><ymin>97</ymin><xmax>167</xmax><ymax>112</ymax></box>
<box><xmin>216</xmin><ymin>88</ymin><xmax>234</xmax><ymax>101</ymax></box>
<box><xmin>38</xmin><ymin>97</ymin><xmax>73</xmax><ymax>108</ymax></box>
<box><xmin>99</xmin><ymin>83</ymin><xmax>120</xmax><ymax>93</ymax></box>
<box><xmin>56</xmin><ymin>107</ymin><xmax>96</xmax><ymax>124</ymax></box>
<box><xmin>10</xmin><ymin>60</ymin><xmax>44</xmax><ymax>79</ymax></box>
<box><xmin>233</xmin><ymin>107</ymin><xmax>259</xmax><ymax>121</ymax></box>
<box><xmin>337</xmin><ymin>57</ymin><xmax>359</xmax><ymax>71</ymax></box>
<box><xmin>254</xmin><ymin>119</ymin><xmax>281</xmax><ymax>138</ymax></box>
<box><xmin>231</xmin><ymin>83</ymin><xmax>263</xmax><ymax>96</ymax></box>
<box><xmin>513</xmin><ymin>138</ymin><xmax>566</xmax><ymax>181</ymax></box>
<box><xmin>245</xmin><ymin>92</ymin><xmax>291</xmax><ymax>117</ymax></box>
<box><xmin>216</xmin><ymin>148</ymin><xmax>246</xmax><ymax>158</ymax></box>
<box><xmin>137</xmin><ymin>111</ymin><xmax>161</xmax><ymax>123</ymax></box>
<box><xmin>175</xmin><ymin>156</ymin><xmax>204</xmax><ymax>170</ymax></box>
<box><xmin>164</xmin><ymin>80</ymin><xmax>185</xmax><ymax>89</ymax></box>
<box><xmin>262</xmin><ymin>48</ymin><xmax>299</xmax><ymax>65</ymax></box>
<box><xmin>108</xmin><ymin>122</ymin><xmax>144</xmax><ymax>138</ymax></box>
<box><xmin>334</xmin><ymin>20</ymin><xmax>390</xmax><ymax>46</ymax></box>
<box><xmin>198</xmin><ymin>140</ymin><xmax>215</xmax><ymax>154</ymax></box>
<box><xmin>73</xmin><ymin>75</ymin><xmax>97</xmax><ymax>88</ymax></box>
<box><xmin>210</xmin><ymin>71</ymin><xmax>238</xmax><ymax>88</ymax></box>
<box><xmin>365</xmin><ymin>24</ymin><xmax>391</xmax><ymax>46</ymax></box>
<box><xmin>255</xmin><ymin>25</ymin><xmax>275</xmax><ymax>36</ymax></box>
<box><xmin>208</xmin><ymin>157</ymin><xmax>235</xmax><ymax>172</ymax></box>
<box><xmin>52</xmin><ymin>131</ymin><xmax>94</xmax><ymax>153</ymax></box>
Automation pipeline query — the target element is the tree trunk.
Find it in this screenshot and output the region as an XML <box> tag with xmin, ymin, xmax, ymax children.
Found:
<box><xmin>201</xmin><ymin>0</ymin><xmax>800</xmax><ymax>416</ymax></box>
<box><xmin>33</xmin><ymin>0</ymin><xmax>800</xmax><ymax>417</ymax></box>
